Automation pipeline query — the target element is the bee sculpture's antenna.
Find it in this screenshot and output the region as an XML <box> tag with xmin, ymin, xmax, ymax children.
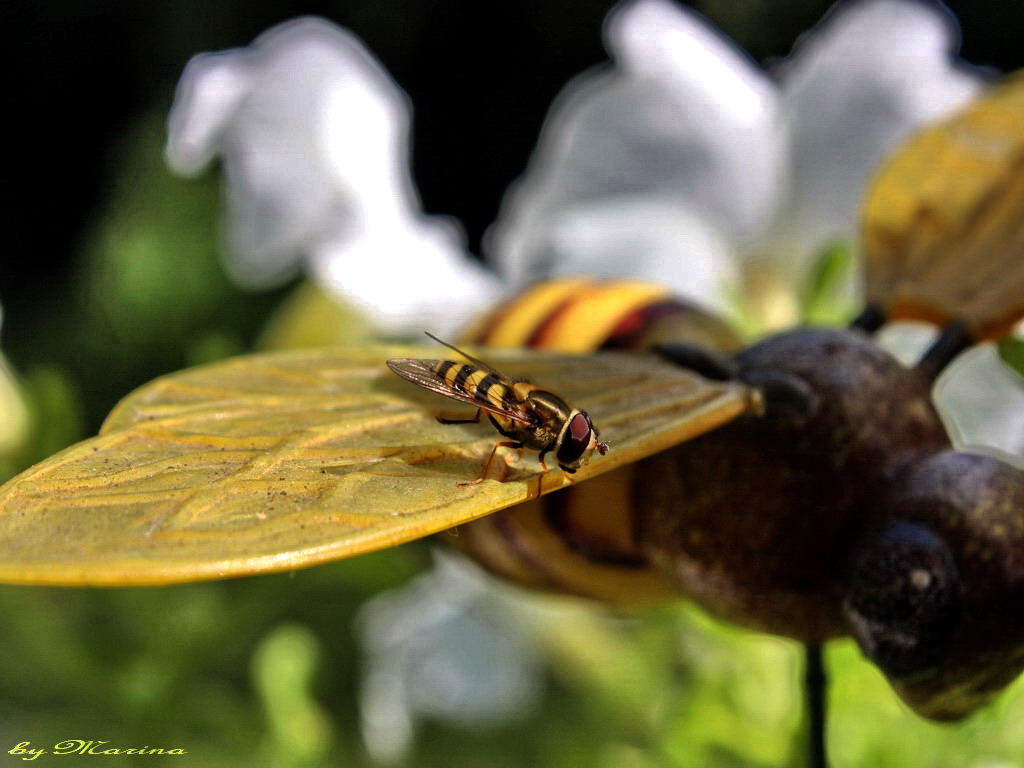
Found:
<box><xmin>914</xmin><ymin>319</ymin><xmax>973</xmax><ymax>380</ymax></box>
<box><xmin>849</xmin><ymin>303</ymin><xmax>887</xmax><ymax>334</ymax></box>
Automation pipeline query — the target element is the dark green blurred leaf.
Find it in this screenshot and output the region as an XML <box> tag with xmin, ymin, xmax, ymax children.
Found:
<box><xmin>253</xmin><ymin>624</ymin><xmax>335</xmax><ymax>768</ymax></box>
<box><xmin>998</xmin><ymin>335</ymin><xmax>1024</xmax><ymax>378</ymax></box>
<box><xmin>801</xmin><ymin>240</ymin><xmax>857</xmax><ymax>326</ymax></box>
<box><xmin>19</xmin><ymin>364</ymin><xmax>85</xmax><ymax>464</ymax></box>
<box><xmin>186</xmin><ymin>330</ymin><xmax>247</xmax><ymax>368</ymax></box>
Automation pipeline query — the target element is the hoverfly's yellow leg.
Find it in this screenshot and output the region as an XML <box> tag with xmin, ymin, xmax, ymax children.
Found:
<box><xmin>437</xmin><ymin>408</ymin><xmax>482</xmax><ymax>425</ymax></box>
<box><xmin>458</xmin><ymin>441</ymin><xmax>522</xmax><ymax>487</ymax></box>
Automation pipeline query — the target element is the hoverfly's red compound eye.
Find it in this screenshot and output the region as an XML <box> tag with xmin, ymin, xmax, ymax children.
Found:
<box><xmin>557</xmin><ymin>412</ymin><xmax>594</xmax><ymax>467</ymax></box>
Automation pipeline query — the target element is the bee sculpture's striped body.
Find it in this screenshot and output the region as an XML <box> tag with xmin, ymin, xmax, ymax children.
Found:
<box><xmin>407</xmin><ymin>75</ymin><xmax>1024</xmax><ymax>722</ymax></box>
<box><xmin>450</xmin><ymin>275</ymin><xmax>1024</xmax><ymax>723</ymax></box>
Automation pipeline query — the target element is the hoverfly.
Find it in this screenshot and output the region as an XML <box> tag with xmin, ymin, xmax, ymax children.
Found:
<box><xmin>0</xmin><ymin>66</ymin><xmax>1020</xmax><ymax>742</ymax></box>
<box><xmin>387</xmin><ymin>333</ymin><xmax>609</xmax><ymax>490</ymax></box>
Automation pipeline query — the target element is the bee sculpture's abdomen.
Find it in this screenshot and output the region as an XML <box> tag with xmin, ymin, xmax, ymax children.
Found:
<box><xmin>464</xmin><ymin>277</ymin><xmax>741</xmax><ymax>353</ymax></box>
<box><xmin>450</xmin><ymin>277</ymin><xmax>739</xmax><ymax>606</ymax></box>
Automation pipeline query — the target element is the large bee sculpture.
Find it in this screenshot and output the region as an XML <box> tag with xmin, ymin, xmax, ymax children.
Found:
<box><xmin>0</xmin><ymin>70</ymin><xmax>1021</xmax><ymax>738</ymax></box>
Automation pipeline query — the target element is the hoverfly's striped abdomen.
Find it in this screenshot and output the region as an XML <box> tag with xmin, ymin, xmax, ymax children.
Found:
<box><xmin>428</xmin><ymin>360</ymin><xmax>529</xmax><ymax>436</ymax></box>
<box><xmin>432</xmin><ymin>361</ymin><xmax>507</xmax><ymax>411</ymax></box>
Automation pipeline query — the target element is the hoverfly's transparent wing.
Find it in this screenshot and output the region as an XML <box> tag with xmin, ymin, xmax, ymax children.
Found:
<box><xmin>0</xmin><ymin>345</ymin><xmax>755</xmax><ymax>586</ymax></box>
<box><xmin>862</xmin><ymin>72</ymin><xmax>1024</xmax><ymax>340</ymax></box>
<box><xmin>385</xmin><ymin>358</ymin><xmax>533</xmax><ymax>425</ymax></box>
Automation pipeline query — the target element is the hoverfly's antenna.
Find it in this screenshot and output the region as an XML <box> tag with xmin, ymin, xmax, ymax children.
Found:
<box><xmin>424</xmin><ymin>331</ymin><xmax>501</xmax><ymax>374</ymax></box>
<box><xmin>914</xmin><ymin>319</ymin><xmax>973</xmax><ymax>381</ymax></box>
<box><xmin>591</xmin><ymin>423</ymin><xmax>610</xmax><ymax>456</ymax></box>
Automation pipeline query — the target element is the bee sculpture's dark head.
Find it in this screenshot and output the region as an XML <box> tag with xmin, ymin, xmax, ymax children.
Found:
<box><xmin>845</xmin><ymin>450</ymin><xmax>1024</xmax><ymax>721</ymax></box>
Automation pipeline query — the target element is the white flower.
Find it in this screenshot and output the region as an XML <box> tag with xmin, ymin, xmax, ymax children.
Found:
<box><xmin>488</xmin><ymin>0</ymin><xmax>982</xmax><ymax>329</ymax></box>
<box><xmin>355</xmin><ymin>551</ymin><xmax>543</xmax><ymax>764</ymax></box>
<box><xmin>166</xmin><ymin>17</ymin><xmax>500</xmax><ymax>337</ymax></box>
<box><xmin>935</xmin><ymin>346</ymin><xmax>1024</xmax><ymax>456</ymax></box>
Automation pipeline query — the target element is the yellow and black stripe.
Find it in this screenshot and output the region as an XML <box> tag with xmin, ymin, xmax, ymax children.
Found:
<box><xmin>462</xmin><ymin>276</ymin><xmax>742</xmax><ymax>353</ymax></box>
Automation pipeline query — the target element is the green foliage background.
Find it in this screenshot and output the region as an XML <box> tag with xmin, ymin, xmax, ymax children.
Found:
<box><xmin>1</xmin><ymin>4</ymin><xmax>1024</xmax><ymax>766</ymax></box>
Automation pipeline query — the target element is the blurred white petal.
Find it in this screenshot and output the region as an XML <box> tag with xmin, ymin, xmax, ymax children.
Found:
<box><xmin>310</xmin><ymin>221</ymin><xmax>500</xmax><ymax>339</ymax></box>
<box><xmin>875</xmin><ymin>321</ymin><xmax>938</xmax><ymax>367</ymax></box>
<box><xmin>175</xmin><ymin>18</ymin><xmax>413</xmax><ymax>286</ymax></box>
<box><xmin>0</xmin><ymin>308</ymin><xmax>30</xmax><ymax>456</ymax></box>
<box><xmin>491</xmin><ymin>0</ymin><xmax>987</xmax><ymax>334</ymax></box>
<box><xmin>775</xmin><ymin>0</ymin><xmax>982</xmax><ymax>264</ymax></box>
<box><xmin>167</xmin><ymin>17</ymin><xmax>492</xmax><ymax>334</ymax></box>
<box><xmin>357</xmin><ymin>552</ymin><xmax>543</xmax><ymax>763</ymax></box>
<box><xmin>606</xmin><ymin>0</ymin><xmax>784</xmax><ymax>247</ymax></box>
<box><xmin>935</xmin><ymin>345</ymin><xmax>1024</xmax><ymax>456</ymax></box>
<box><xmin>0</xmin><ymin>355</ymin><xmax>29</xmax><ymax>456</ymax></box>
<box><xmin>489</xmin><ymin>0</ymin><xmax>781</xmax><ymax>294</ymax></box>
<box><xmin>536</xmin><ymin>197</ymin><xmax>738</xmax><ymax>312</ymax></box>
<box><xmin>166</xmin><ymin>55</ymin><xmax>253</xmax><ymax>176</ymax></box>
<box><xmin>874</xmin><ymin>326</ymin><xmax>1023</xmax><ymax>456</ymax></box>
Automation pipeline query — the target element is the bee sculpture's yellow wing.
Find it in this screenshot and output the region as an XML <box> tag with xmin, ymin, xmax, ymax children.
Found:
<box><xmin>863</xmin><ymin>72</ymin><xmax>1024</xmax><ymax>339</ymax></box>
<box><xmin>0</xmin><ymin>345</ymin><xmax>755</xmax><ymax>586</ymax></box>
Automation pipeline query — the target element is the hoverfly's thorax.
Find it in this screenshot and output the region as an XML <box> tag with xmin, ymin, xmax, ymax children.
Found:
<box><xmin>509</xmin><ymin>389</ymin><xmax>570</xmax><ymax>452</ymax></box>
<box><xmin>524</xmin><ymin>390</ymin><xmax>574</xmax><ymax>428</ymax></box>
